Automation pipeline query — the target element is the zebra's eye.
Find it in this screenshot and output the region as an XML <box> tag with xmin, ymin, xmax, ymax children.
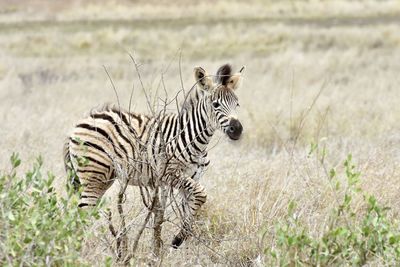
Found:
<box><xmin>237</xmin><ymin>103</ymin><xmax>240</xmax><ymax>107</ymax></box>
<box><xmin>212</xmin><ymin>102</ymin><xmax>220</xmax><ymax>108</ymax></box>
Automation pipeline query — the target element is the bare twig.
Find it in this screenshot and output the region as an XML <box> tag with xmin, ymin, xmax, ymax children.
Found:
<box><xmin>103</xmin><ymin>65</ymin><xmax>122</xmax><ymax>119</ymax></box>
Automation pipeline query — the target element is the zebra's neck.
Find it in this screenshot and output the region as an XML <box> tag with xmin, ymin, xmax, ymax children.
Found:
<box><xmin>173</xmin><ymin>96</ymin><xmax>215</xmax><ymax>162</ymax></box>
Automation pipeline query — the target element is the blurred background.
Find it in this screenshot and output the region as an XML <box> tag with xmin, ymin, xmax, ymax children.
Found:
<box><xmin>1</xmin><ymin>0</ymin><xmax>400</xmax><ymax>265</ymax></box>
<box><xmin>1</xmin><ymin>0</ymin><xmax>400</xmax><ymax>172</ymax></box>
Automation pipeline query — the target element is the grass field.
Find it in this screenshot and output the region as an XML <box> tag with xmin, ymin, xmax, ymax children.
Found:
<box><xmin>1</xmin><ymin>0</ymin><xmax>400</xmax><ymax>265</ymax></box>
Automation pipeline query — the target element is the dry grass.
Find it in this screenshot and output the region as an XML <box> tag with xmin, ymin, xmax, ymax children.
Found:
<box><xmin>1</xmin><ymin>0</ymin><xmax>400</xmax><ymax>265</ymax></box>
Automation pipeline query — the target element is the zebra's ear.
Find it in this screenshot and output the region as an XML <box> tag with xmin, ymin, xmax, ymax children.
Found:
<box><xmin>226</xmin><ymin>71</ymin><xmax>243</xmax><ymax>91</ymax></box>
<box><xmin>194</xmin><ymin>67</ymin><xmax>213</xmax><ymax>92</ymax></box>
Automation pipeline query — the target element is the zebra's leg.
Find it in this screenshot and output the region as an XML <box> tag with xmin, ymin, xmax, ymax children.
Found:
<box><xmin>168</xmin><ymin>177</ymin><xmax>207</xmax><ymax>248</ymax></box>
<box><xmin>78</xmin><ymin>175</ymin><xmax>114</xmax><ymax>208</ymax></box>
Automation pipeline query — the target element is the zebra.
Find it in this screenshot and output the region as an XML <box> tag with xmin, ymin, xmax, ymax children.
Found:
<box><xmin>63</xmin><ymin>64</ymin><xmax>244</xmax><ymax>248</ymax></box>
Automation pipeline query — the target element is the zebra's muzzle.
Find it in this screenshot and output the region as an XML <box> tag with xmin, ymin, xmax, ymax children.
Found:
<box><xmin>227</xmin><ymin>118</ymin><xmax>243</xmax><ymax>140</ymax></box>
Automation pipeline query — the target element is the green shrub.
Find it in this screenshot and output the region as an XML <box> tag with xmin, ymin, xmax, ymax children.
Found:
<box><xmin>0</xmin><ymin>153</ymin><xmax>100</xmax><ymax>266</ymax></box>
<box><xmin>266</xmin><ymin>154</ymin><xmax>400</xmax><ymax>266</ymax></box>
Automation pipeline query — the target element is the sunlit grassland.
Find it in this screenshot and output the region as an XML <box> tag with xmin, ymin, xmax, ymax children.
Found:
<box><xmin>1</xmin><ymin>0</ymin><xmax>400</xmax><ymax>265</ymax></box>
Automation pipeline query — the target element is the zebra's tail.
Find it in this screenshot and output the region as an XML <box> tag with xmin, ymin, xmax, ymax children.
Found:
<box><xmin>63</xmin><ymin>139</ymin><xmax>81</xmax><ymax>192</ymax></box>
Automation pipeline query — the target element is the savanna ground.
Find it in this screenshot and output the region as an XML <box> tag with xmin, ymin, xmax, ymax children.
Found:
<box><xmin>1</xmin><ymin>0</ymin><xmax>400</xmax><ymax>265</ymax></box>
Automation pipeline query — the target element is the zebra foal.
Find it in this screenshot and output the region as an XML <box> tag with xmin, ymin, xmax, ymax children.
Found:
<box><xmin>63</xmin><ymin>64</ymin><xmax>244</xmax><ymax>247</ymax></box>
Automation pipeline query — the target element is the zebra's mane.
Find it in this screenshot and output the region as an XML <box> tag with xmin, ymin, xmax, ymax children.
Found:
<box><xmin>180</xmin><ymin>87</ymin><xmax>206</xmax><ymax>112</ymax></box>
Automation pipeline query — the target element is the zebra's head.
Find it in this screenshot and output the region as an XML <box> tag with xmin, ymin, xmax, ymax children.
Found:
<box><xmin>194</xmin><ymin>64</ymin><xmax>244</xmax><ymax>141</ymax></box>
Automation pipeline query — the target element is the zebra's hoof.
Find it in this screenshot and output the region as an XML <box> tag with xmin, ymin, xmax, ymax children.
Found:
<box><xmin>171</xmin><ymin>236</ymin><xmax>183</xmax><ymax>249</ymax></box>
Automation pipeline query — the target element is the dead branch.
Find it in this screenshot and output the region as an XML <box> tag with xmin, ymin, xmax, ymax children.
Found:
<box><xmin>101</xmin><ymin>52</ymin><xmax>224</xmax><ymax>265</ymax></box>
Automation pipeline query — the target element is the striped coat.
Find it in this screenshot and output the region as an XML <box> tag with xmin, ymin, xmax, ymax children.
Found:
<box><xmin>63</xmin><ymin>64</ymin><xmax>244</xmax><ymax>247</ymax></box>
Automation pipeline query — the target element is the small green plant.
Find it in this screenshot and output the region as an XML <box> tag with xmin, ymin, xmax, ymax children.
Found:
<box><xmin>0</xmin><ymin>153</ymin><xmax>100</xmax><ymax>266</ymax></box>
<box><xmin>266</xmin><ymin>154</ymin><xmax>400</xmax><ymax>266</ymax></box>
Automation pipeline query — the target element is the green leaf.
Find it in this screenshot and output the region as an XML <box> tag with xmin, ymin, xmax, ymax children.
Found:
<box><xmin>10</xmin><ymin>152</ymin><xmax>21</xmax><ymax>169</ymax></box>
<box><xmin>8</xmin><ymin>211</ymin><xmax>15</xmax><ymax>221</ymax></box>
<box><xmin>329</xmin><ymin>168</ymin><xmax>336</xmax><ymax>179</ymax></box>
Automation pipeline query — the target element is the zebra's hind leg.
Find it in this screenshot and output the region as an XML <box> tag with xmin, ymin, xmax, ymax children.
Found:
<box><xmin>79</xmin><ymin>178</ymin><xmax>114</xmax><ymax>208</ymax></box>
<box><xmin>169</xmin><ymin>177</ymin><xmax>207</xmax><ymax>248</ymax></box>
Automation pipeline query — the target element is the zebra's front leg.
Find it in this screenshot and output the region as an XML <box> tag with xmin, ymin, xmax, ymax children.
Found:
<box><xmin>168</xmin><ymin>176</ymin><xmax>207</xmax><ymax>248</ymax></box>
